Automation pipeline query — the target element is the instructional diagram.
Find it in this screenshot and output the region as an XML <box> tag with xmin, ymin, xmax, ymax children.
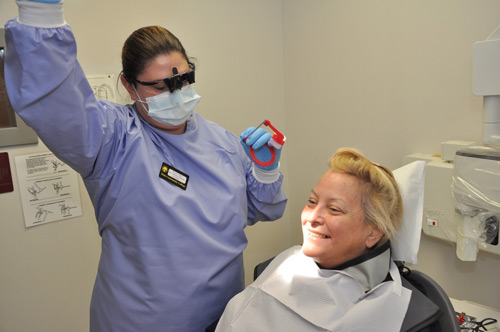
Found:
<box><xmin>15</xmin><ymin>152</ymin><xmax>82</xmax><ymax>228</ymax></box>
<box><xmin>87</xmin><ymin>74</ymin><xmax>116</xmax><ymax>102</ymax></box>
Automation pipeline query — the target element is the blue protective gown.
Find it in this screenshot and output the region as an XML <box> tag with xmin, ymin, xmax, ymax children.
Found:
<box><xmin>4</xmin><ymin>19</ymin><xmax>287</xmax><ymax>332</ymax></box>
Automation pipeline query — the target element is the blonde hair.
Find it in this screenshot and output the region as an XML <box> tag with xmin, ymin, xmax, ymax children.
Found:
<box><xmin>328</xmin><ymin>148</ymin><xmax>403</xmax><ymax>243</ymax></box>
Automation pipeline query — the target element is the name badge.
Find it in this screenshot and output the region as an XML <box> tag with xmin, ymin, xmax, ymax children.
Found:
<box><xmin>159</xmin><ymin>162</ymin><xmax>189</xmax><ymax>190</ymax></box>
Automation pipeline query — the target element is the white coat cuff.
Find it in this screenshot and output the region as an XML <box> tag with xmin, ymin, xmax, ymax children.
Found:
<box><xmin>252</xmin><ymin>163</ymin><xmax>280</xmax><ymax>184</ymax></box>
<box><xmin>17</xmin><ymin>0</ymin><xmax>66</xmax><ymax>28</ymax></box>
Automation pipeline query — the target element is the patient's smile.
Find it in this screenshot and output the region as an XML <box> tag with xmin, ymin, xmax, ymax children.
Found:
<box><xmin>307</xmin><ymin>230</ymin><xmax>331</xmax><ymax>240</ymax></box>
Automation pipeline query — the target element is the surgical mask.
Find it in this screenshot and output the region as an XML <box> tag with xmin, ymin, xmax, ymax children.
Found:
<box><xmin>135</xmin><ymin>84</ymin><xmax>201</xmax><ymax>126</ymax></box>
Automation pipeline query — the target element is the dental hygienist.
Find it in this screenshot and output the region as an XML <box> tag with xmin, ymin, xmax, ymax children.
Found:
<box><xmin>4</xmin><ymin>1</ymin><xmax>287</xmax><ymax>331</ymax></box>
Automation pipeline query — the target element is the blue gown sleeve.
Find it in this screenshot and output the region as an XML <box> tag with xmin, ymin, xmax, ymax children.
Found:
<box><xmin>245</xmin><ymin>166</ymin><xmax>287</xmax><ymax>225</ymax></box>
<box><xmin>4</xmin><ymin>19</ymin><xmax>123</xmax><ymax>178</ymax></box>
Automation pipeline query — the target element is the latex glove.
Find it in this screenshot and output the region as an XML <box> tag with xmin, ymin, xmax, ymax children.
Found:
<box><xmin>240</xmin><ymin>127</ymin><xmax>281</xmax><ymax>171</ymax></box>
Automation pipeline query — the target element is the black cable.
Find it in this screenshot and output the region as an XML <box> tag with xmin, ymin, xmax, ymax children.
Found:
<box><xmin>460</xmin><ymin>317</ymin><xmax>498</xmax><ymax>331</ymax></box>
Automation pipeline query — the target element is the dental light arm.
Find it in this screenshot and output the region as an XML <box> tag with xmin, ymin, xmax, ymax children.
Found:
<box><xmin>473</xmin><ymin>24</ymin><xmax>500</xmax><ymax>146</ymax></box>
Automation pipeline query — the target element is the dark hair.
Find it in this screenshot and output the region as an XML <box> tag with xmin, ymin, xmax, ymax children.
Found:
<box><xmin>121</xmin><ymin>26</ymin><xmax>195</xmax><ymax>85</ymax></box>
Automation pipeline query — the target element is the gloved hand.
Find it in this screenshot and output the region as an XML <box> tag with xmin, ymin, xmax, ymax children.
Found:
<box><xmin>27</xmin><ymin>0</ymin><xmax>61</xmax><ymax>2</ymax></box>
<box><xmin>240</xmin><ymin>127</ymin><xmax>281</xmax><ymax>171</ymax></box>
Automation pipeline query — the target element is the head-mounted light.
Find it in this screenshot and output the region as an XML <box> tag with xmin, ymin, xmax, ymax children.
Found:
<box><xmin>131</xmin><ymin>66</ymin><xmax>195</xmax><ymax>93</ymax></box>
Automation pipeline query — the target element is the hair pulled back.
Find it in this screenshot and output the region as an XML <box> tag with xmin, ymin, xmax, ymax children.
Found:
<box><xmin>328</xmin><ymin>148</ymin><xmax>403</xmax><ymax>243</ymax></box>
<box><xmin>121</xmin><ymin>26</ymin><xmax>194</xmax><ymax>84</ymax></box>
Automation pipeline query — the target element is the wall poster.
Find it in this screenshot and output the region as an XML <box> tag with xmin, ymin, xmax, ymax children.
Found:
<box><xmin>15</xmin><ymin>152</ymin><xmax>83</xmax><ymax>228</ymax></box>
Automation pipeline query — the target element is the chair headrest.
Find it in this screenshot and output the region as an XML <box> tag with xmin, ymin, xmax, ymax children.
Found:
<box><xmin>391</xmin><ymin>161</ymin><xmax>426</xmax><ymax>265</ymax></box>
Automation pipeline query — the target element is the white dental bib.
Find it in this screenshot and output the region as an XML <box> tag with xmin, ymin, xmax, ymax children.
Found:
<box><xmin>216</xmin><ymin>245</ymin><xmax>411</xmax><ymax>332</ymax></box>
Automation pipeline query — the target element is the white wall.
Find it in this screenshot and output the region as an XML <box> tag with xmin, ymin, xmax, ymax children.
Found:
<box><xmin>0</xmin><ymin>142</ymin><xmax>101</xmax><ymax>332</ymax></box>
<box><xmin>2</xmin><ymin>0</ymin><xmax>500</xmax><ymax>331</ymax></box>
<box><xmin>282</xmin><ymin>0</ymin><xmax>500</xmax><ymax>309</ymax></box>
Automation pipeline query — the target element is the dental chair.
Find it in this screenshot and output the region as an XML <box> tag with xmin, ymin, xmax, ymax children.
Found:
<box><xmin>397</xmin><ymin>262</ymin><xmax>461</xmax><ymax>332</ymax></box>
<box><xmin>253</xmin><ymin>258</ymin><xmax>461</xmax><ymax>332</ymax></box>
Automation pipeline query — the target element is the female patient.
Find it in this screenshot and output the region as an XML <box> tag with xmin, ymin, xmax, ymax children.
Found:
<box><xmin>215</xmin><ymin>148</ymin><xmax>441</xmax><ymax>332</ymax></box>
